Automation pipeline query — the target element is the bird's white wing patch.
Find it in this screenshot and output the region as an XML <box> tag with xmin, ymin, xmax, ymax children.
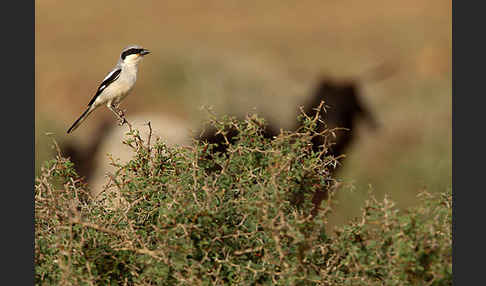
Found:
<box><xmin>99</xmin><ymin>84</ymin><xmax>107</xmax><ymax>93</ymax></box>
<box><xmin>103</xmin><ymin>68</ymin><xmax>118</xmax><ymax>82</ymax></box>
<box><xmin>87</xmin><ymin>68</ymin><xmax>122</xmax><ymax>107</ymax></box>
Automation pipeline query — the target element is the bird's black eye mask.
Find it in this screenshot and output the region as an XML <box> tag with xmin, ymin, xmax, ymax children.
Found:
<box><xmin>121</xmin><ymin>48</ymin><xmax>144</xmax><ymax>60</ymax></box>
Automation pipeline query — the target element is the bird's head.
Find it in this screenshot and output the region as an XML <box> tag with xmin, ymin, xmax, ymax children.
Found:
<box><xmin>120</xmin><ymin>45</ymin><xmax>150</xmax><ymax>66</ymax></box>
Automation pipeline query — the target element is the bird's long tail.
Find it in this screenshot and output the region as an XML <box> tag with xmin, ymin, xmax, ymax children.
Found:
<box><xmin>67</xmin><ymin>106</ymin><xmax>95</xmax><ymax>134</ymax></box>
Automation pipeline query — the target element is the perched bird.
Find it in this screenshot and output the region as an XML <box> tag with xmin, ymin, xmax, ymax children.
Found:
<box><xmin>67</xmin><ymin>45</ymin><xmax>151</xmax><ymax>134</ymax></box>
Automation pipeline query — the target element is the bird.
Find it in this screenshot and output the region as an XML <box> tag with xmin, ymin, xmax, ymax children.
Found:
<box><xmin>67</xmin><ymin>45</ymin><xmax>151</xmax><ymax>134</ymax></box>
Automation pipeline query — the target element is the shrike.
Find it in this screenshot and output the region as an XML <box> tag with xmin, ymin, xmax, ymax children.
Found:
<box><xmin>67</xmin><ymin>45</ymin><xmax>150</xmax><ymax>134</ymax></box>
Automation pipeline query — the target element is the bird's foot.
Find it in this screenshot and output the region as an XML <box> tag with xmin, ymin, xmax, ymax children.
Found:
<box><xmin>118</xmin><ymin>116</ymin><xmax>127</xmax><ymax>126</ymax></box>
<box><xmin>112</xmin><ymin>105</ymin><xmax>127</xmax><ymax>125</ymax></box>
<box><xmin>119</xmin><ymin>109</ymin><xmax>128</xmax><ymax>125</ymax></box>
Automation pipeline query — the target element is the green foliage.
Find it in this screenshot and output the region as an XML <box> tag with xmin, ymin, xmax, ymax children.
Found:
<box><xmin>35</xmin><ymin>113</ymin><xmax>451</xmax><ymax>285</ymax></box>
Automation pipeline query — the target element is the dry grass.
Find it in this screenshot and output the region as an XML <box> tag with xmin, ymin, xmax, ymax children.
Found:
<box><xmin>36</xmin><ymin>0</ymin><xmax>451</xmax><ymax>228</ymax></box>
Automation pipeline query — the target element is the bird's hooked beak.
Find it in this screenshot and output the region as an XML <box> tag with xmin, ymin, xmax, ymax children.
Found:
<box><xmin>140</xmin><ymin>49</ymin><xmax>150</xmax><ymax>56</ymax></box>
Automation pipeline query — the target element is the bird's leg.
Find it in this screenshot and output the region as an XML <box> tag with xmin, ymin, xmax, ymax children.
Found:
<box><xmin>114</xmin><ymin>103</ymin><xmax>129</xmax><ymax>125</ymax></box>
<box><xmin>108</xmin><ymin>103</ymin><xmax>127</xmax><ymax>125</ymax></box>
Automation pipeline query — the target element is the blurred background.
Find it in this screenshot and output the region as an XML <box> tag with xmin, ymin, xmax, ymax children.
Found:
<box><xmin>36</xmin><ymin>0</ymin><xmax>451</xmax><ymax>227</ymax></box>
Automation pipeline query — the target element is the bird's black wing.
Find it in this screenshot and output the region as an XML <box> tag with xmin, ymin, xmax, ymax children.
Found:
<box><xmin>87</xmin><ymin>68</ymin><xmax>122</xmax><ymax>106</ymax></box>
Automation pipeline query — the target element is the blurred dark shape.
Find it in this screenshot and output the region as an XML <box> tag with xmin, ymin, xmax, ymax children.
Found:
<box><xmin>302</xmin><ymin>77</ymin><xmax>379</xmax><ymax>158</ymax></box>
<box><xmin>302</xmin><ymin>77</ymin><xmax>379</xmax><ymax>216</ymax></box>
<box><xmin>61</xmin><ymin>119</ymin><xmax>112</xmax><ymax>182</ymax></box>
<box><xmin>303</xmin><ymin>59</ymin><xmax>401</xmax><ymax>216</ymax></box>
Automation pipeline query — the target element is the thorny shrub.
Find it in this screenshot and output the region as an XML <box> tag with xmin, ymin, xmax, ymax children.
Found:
<box><xmin>35</xmin><ymin>110</ymin><xmax>452</xmax><ymax>285</ymax></box>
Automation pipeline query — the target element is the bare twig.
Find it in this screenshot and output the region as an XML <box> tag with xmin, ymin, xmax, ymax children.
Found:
<box><xmin>146</xmin><ymin>121</ymin><xmax>152</xmax><ymax>152</ymax></box>
<box><xmin>234</xmin><ymin>246</ymin><xmax>263</xmax><ymax>256</ymax></box>
<box><xmin>70</xmin><ymin>218</ymin><xmax>125</xmax><ymax>238</ymax></box>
